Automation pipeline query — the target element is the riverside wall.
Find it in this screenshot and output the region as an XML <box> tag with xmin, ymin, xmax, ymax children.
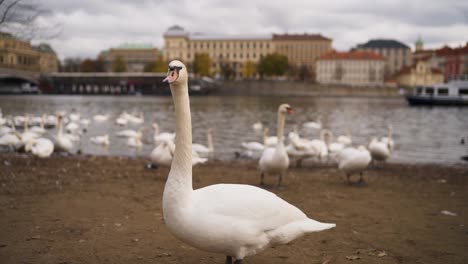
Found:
<box><xmin>215</xmin><ymin>81</ymin><xmax>404</xmax><ymax>97</ymax></box>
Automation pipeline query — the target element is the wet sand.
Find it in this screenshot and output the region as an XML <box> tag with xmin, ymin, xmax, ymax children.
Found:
<box><xmin>0</xmin><ymin>153</ymin><xmax>467</xmax><ymax>264</ymax></box>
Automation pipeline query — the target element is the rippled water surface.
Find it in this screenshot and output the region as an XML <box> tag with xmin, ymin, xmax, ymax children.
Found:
<box><xmin>1</xmin><ymin>95</ymin><xmax>467</xmax><ymax>165</ymax></box>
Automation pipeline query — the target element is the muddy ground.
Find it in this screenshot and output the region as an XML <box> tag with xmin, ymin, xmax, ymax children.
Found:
<box><xmin>0</xmin><ymin>154</ymin><xmax>467</xmax><ymax>264</ymax></box>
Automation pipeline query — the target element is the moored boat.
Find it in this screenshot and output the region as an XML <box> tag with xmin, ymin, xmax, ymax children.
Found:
<box><xmin>405</xmin><ymin>75</ymin><xmax>468</xmax><ymax>106</ymax></box>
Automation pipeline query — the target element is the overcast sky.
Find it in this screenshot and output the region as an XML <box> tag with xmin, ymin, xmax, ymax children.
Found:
<box><xmin>34</xmin><ymin>0</ymin><xmax>468</xmax><ymax>60</ymax></box>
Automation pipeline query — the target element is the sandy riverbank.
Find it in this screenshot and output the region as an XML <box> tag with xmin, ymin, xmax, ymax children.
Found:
<box><xmin>0</xmin><ymin>154</ymin><xmax>467</xmax><ymax>264</ymax></box>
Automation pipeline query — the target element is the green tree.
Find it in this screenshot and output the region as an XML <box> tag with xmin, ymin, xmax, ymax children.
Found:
<box><xmin>80</xmin><ymin>59</ymin><xmax>97</xmax><ymax>72</ymax></box>
<box><xmin>193</xmin><ymin>53</ymin><xmax>211</xmax><ymax>76</ymax></box>
<box><xmin>242</xmin><ymin>60</ymin><xmax>256</xmax><ymax>79</ymax></box>
<box><xmin>220</xmin><ymin>61</ymin><xmax>235</xmax><ymax>80</ymax></box>
<box><xmin>144</xmin><ymin>57</ymin><xmax>167</xmax><ymax>73</ymax></box>
<box><xmin>257</xmin><ymin>53</ymin><xmax>289</xmax><ymax>78</ymax></box>
<box><xmin>112</xmin><ymin>55</ymin><xmax>127</xmax><ymax>72</ymax></box>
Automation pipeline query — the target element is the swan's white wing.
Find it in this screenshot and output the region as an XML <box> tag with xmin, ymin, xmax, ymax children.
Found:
<box><xmin>193</xmin><ymin>184</ymin><xmax>308</xmax><ymax>231</ymax></box>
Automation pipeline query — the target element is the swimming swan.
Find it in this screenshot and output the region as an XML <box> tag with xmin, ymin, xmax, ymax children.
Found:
<box><xmin>162</xmin><ymin>60</ymin><xmax>335</xmax><ymax>264</ymax></box>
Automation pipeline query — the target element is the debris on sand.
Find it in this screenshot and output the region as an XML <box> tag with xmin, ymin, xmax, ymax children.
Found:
<box><xmin>440</xmin><ymin>210</ymin><xmax>457</xmax><ymax>216</ymax></box>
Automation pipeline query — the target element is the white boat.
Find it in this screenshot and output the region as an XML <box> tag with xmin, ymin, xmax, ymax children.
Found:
<box><xmin>405</xmin><ymin>75</ymin><xmax>468</xmax><ymax>106</ymax></box>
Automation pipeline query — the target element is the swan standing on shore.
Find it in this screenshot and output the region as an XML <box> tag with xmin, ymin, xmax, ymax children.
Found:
<box><xmin>162</xmin><ymin>60</ymin><xmax>335</xmax><ymax>264</ymax></box>
<box><xmin>336</xmin><ymin>146</ymin><xmax>371</xmax><ymax>184</ymax></box>
<box><xmin>259</xmin><ymin>104</ymin><xmax>293</xmax><ymax>187</ymax></box>
<box><xmin>26</xmin><ymin>138</ymin><xmax>54</xmax><ymax>158</ymax></box>
<box><xmin>55</xmin><ymin>115</ymin><xmax>74</xmax><ymax>152</ymax></box>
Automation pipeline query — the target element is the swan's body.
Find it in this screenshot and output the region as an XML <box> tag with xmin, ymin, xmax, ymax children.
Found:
<box><xmin>65</xmin><ymin>122</ymin><xmax>80</xmax><ymax>133</ymax></box>
<box><xmin>90</xmin><ymin>134</ymin><xmax>110</xmax><ymax>146</ymax></box>
<box><xmin>337</xmin><ymin>130</ymin><xmax>352</xmax><ymax>146</ymax></box>
<box><xmin>153</xmin><ymin>123</ymin><xmax>176</xmax><ymax>143</ymax></box>
<box><xmin>337</xmin><ymin>146</ymin><xmax>371</xmax><ymax>183</ymax></box>
<box><xmin>150</xmin><ymin>140</ymin><xmax>175</xmax><ymax>167</ymax></box>
<box><xmin>27</xmin><ymin>138</ymin><xmax>54</xmax><ymax>158</ymax></box>
<box><xmin>302</xmin><ymin>119</ymin><xmax>322</xmax><ymax>130</ymax></box>
<box><xmin>192</xmin><ymin>128</ymin><xmax>214</xmax><ymax>155</ymax></box>
<box><xmin>368</xmin><ymin>138</ymin><xmax>390</xmax><ymax>161</ymax></box>
<box><xmin>116</xmin><ymin>129</ymin><xmax>139</xmax><ymax>138</ymax></box>
<box><xmin>0</xmin><ymin>133</ymin><xmax>22</xmax><ymax>150</ymax></box>
<box><xmin>252</xmin><ymin>122</ymin><xmax>263</xmax><ymax>135</ymax></box>
<box><xmin>241</xmin><ymin>141</ymin><xmax>264</xmax><ymax>151</ymax></box>
<box><xmin>162</xmin><ymin>60</ymin><xmax>334</xmax><ymax>263</ymax></box>
<box><xmin>262</xmin><ymin>128</ymin><xmax>278</xmax><ymax>147</ymax></box>
<box><xmin>115</xmin><ymin>117</ymin><xmax>128</xmax><ymax>126</ymax></box>
<box><xmin>93</xmin><ymin>114</ymin><xmax>109</xmax><ymax>122</ymax></box>
<box><xmin>127</xmin><ymin>133</ymin><xmax>143</xmax><ymax>149</ymax></box>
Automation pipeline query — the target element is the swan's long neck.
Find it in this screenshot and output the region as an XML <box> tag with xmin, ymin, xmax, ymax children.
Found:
<box><xmin>276</xmin><ymin>111</ymin><xmax>285</xmax><ymax>146</ymax></box>
<box><xmin>166</xmin><ymin>82</ymin><xmax>193</xmax><ymax>200</ymax></box>
<box><xmin>58</xmin><ymin>118</ymin><xmax>63</xmax><ymax>136</ymax></box>
<box><xmin>207</xmin><ymin>130</ymin><xmax>213</xmax><ymax>151</ymax></box>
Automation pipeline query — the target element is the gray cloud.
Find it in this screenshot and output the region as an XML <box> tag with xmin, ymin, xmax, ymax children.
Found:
<box><xmin>34</xmin><ymin>0</ymin><xmax>468</xmax><ymax>59</ymax></box>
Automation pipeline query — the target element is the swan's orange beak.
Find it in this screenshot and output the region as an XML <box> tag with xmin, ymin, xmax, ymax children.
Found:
<box><xmin>287</xmin><ymin>107</ymin><xmax>294</xmax><ymax>114</ymax></box>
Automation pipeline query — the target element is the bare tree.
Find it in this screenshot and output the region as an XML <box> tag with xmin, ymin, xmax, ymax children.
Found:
<box><xmin>0</xmin><ymin>0</ymin><xmax>61</xmax><ymax>40</ymax></box>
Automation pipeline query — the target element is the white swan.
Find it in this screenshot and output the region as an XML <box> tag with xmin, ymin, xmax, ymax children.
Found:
<box><xmin>308</xmin><ymin>130</ymin><xmax>329</xmax><ymax>162</ymax></box>
<box><xmin>153</xmin><ymin>123</ymin><xmax>176</xmax><ymax>143</ymax></box>
<box><xmin>241</xmin><ymin>141</ymin><xmax>264</xmax><ymax>151</ymax></box>
<box><xmin>259</xmin><ymin>104</ymin><xmax>293</xmax><ymax>187</ymax></box>
<box><xmin>127</xmin><ymin>132</ymin><xmax>143</xmax><ymax>149</ymax></box>
<box><xmin>162</xmin><ymin>60</ymin><xmax>335</xmax><ymax>264</ymax></box>
<box><xmin>90</xmin><ymin>134</ymin><xmax>110</xmax><ymax>146</ymax></box>
<box><xmin>127</xmin><ymin>112</ymin><xmax>144</xmax><ymax>124</ymax></box>
<box><xmin>302</xmin><ymin>118</ymin><xmax>322</xmax><ymax>130</ymax></box>
<box><xmin>150</xmin><ymin>140</ymin><xmax>175</xmax><ymax>167</ymax></box>
<box><xmin>26</xmin><ymin>138</ymin><xmax>54</xmax><ymax>158</ymax></box>
<box><xmin>252</xmin><ymin>121</ymin><xmax>263</xmax><ymax>135</ymax></box>
<box><xmin>368</xmin><ymin>137</ymin><xmax>390</xmax><ymax>162</ymax></box>
<box><xmin>29</xmin><ymin>115</ymin><xmax>46</xmax><ymax>135</ymax></box>
<box><xmin>262</xmin><ymin>127</ymin><xmax>278</xmax><ymax>147</ymax></box>
<box><xmin>116</xmin><ymin>128</ymin><xmax>141</xmax><ymax>138</ymax></box>
<box><xmin>55</xmin><ymin>115</ymin><xmax>74</xmax><ymax>152</ymax></box>
<box><xmin>192</xmin><ymin>128</ymin><xmax>214</xmax><ymax>155</ymax></box>
<box><xmin>336</xmin><ymin>145</ymin><xmax>371</xmax><ymax>184</ymax></box>
<box><xmin>380</xmin><ymin>124</ymin><xmax>394</xmax><ymax>152</ymax></box>
<box><xmin>115</xmin><ymin>116</ymin><xmax>128</xmax><ymax>126</ymax></box>
<box><xmin>150</xmin><ymin>139</ymin><xmax>207</xmax><ymax>167</ymax></box>
<box><xmin>336</xmin><ymin>128</ymin><xmax>352</xmax><ymax>146</ymax></box>
<box><xmin>0</xmin><ymin>132</ymin><xmax>22</xmax><ymax>150</ymax></box>
<box><xmin>93</xmin><ymin>114</ymin><xmax>109</xmax><ymax>122</ymax></box>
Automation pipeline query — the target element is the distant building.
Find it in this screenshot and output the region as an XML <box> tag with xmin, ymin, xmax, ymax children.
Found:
<box><xmin>98</xmin><ymin>43</ymin><xmax>162</xmax><ymax>72</ymax></box>
<box><xmin>355</xmin><ymin>39</ymin><xmax>412</xmax><ymax>79</ymax></box>
<box><xmin>395</xmin><ymin>59</ymin><xmax>444</xmax><ymax>87</ymax></box>
<box><xmin>316</xmin><ymin>50</ymin><xmax>386</xmax><ymax>86</ymax></box>
<box><xmin>163</xmin><ymin>25</ymin><xmax>332</xmax><ymax>79</ymax></box>
<box><xmin>272</xmin><ymin>33</ymin><xmax>332</xmax><ymax>70</ymax></box>
<box><xmin>0</xmin><ymin>32</ymin><xmax>58</xmax><ymax>73</ymax></box>
<box><xmin>413</xmin><ymin>39</ymin><xmax>468</xmax><ymax>80</ymax></box>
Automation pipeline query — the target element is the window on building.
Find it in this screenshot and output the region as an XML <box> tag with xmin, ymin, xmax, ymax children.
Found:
<box><xmin>194</xmin><ymin>43</ymin><xmax>197</xmax><ymax>48</ymax></box>
<box><xmin>213</xmin><ymin>43</ymin><xmax>216</xmax><ymax>48</ymax></box>
<box><xmin>207</xmin><ymin>43</ymin><xmax>210</xmax><ymax>48</ymax></box>
<box><xmin>240</xmin><ymin>43</ymin><xmax>243</xmax><ymax>49</ymax></box>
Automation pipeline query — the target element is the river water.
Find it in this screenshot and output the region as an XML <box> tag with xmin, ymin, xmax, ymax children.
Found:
<box><xmin>1</xmin><ymin>95</ymin><xmax>467</xmax><ymax>165</ymax></box>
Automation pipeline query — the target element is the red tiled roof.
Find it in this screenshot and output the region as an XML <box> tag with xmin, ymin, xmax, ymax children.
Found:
<box><xmin>317</xmin><ymin>50</ymin><xmax>385</xmax><ymax>61</ymax></box>
<box><xmin>272</xmin><ymin>33</ymin><xmax>331</xmax><ymax>41</ymax></box>
<box><xmin>434</xmin><ymin>43</ymin><xmax>468</xmax><ymax>56</ymax></box>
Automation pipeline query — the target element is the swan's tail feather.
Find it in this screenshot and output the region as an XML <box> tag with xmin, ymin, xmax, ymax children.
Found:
<box><xmin>267</xmin><ymin>219</ymin><xmax>335</xmax><ymax>245</ymax></box>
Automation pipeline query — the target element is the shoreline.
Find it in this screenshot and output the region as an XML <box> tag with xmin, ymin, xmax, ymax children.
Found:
<box><xmin>1</xmin><ymin>153</ymin><xmax>467</xmax><ymax>263</ymax></box>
